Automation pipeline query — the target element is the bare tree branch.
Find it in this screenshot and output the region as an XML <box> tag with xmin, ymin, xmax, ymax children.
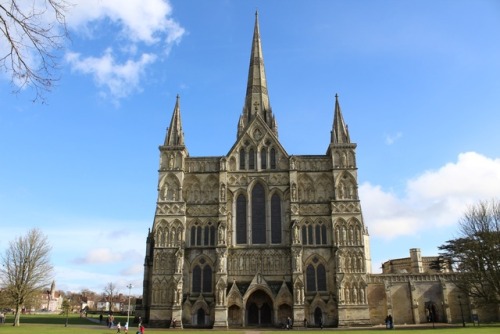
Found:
<box><xmin>0</xmin><ymin>0</ymin><xmax>69</xmax><ymax>102</ymax></box>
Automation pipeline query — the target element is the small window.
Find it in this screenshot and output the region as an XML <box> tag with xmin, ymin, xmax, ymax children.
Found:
<box><xmin>321</xmin><ymin>224</ymin><xmax>327</xmax><ymax>244</ymax></box>
<box><xmin>196</xmin><ymin>226</ymin><xmax>202</xmax><ymax>246</ymax></box>
<box><xmin>249</xmin><ymin>148</ymin><xmax>255</xmax><ymax>169</ymax></box>
<box><xmin>190</xmin><ymin>226</ymin><xmax>196</xmax><ymax>246</ymax></box>
<box><xmin>270</xmin><ymin>148</ymin><xmax>276</xmax><ymax>169</ymax></box>
<box><xmin>301</xmin><ymin>226</ymin><xmax>307</xmax><ymax>244</ymax></box>
<box><xmin>261</xmin><ymin>148</ymin><xmax>267</xmax><ymax>169</ymax></box>
<box><xmin>240</xmin><ymin>149</ymin><xmax>246</xmax><ymax>170</ymax></box>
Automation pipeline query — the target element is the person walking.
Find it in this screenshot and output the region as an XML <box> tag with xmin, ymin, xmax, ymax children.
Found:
<box><xmin>116</xmin><ymin>322</ymin><xmax>121</xmax><ymax>333</ymax></box>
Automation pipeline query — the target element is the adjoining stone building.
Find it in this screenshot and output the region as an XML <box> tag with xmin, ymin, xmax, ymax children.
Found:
<box><xmin>368</xmin><ymin>248</ymin><xmax>498</xmax><ymax>325</ymax></box>
<box><xmin>137</xmin><ymin>13</ymin><xmax>499</xmax><ymax>328</ymax></box>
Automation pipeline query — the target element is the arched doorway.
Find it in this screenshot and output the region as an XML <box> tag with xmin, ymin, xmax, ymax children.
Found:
<box><xmin>278</xmin><ymin>304</ymin><xmax>293</xmax><ymax>326</ymax></box>
<box><xmin>314</xmin><ymin>307</ymin><xmax>323</xmax><ymax>327</ymax></box>
<box><xmin>246</xmin><ymin>290</ymin><xmax>274</xmax><ymax>326</ymax></box>
<box><xmin>196</xmin><ymin>308</ymin><xmax>205</xmax><ymax>326</ymax></box>
<box><xmin>425</xmin><ymin>301</ymin><xmax>440</xmax><ymax>322</ymax></box>
<box><xmin>228</xmin><ymin>305</ymin><xmax>242</xmax><ymax>326</ymax></box>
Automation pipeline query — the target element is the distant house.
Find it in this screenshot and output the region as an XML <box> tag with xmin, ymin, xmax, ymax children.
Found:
<box><xmin>80</xmin><ymin>296</ymin><xmax>96</xmax><ymax>312</ymax></box>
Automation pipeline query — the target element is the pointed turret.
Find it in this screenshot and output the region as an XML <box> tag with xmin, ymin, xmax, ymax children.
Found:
<box><xmin>331</xmin><ymin>94</ymin><xmax>350</xmax><ymax>144</ymax></box>
<box><xmin>238</xmin><ymin>11</ymin><xmax>277</xmax><ymax>138</ymax></box>
<box><xmin>165</xmin><ymin>95</ymin><xmax>185</xmax><ymax>147</ymax></box>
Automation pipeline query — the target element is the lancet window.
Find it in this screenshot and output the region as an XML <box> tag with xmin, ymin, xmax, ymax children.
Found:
<box><xmin>305</xmin><ymin>257</ymin><xmax>327</xmax><ymax>292</ymax></box>
<box><xmin>190</xmin><ymin>222</ymin><xmax>216</xmax><ymax>247</ymax></box>
<box><xmin>235</xmin><ymin>184</ymin><xmax>283</xmax><ymax>245</ymax></box>
<box><xmin>301</xmin><ymin>221</ymin><xmax>327</xmax><ymax>245</ymax></box>
<box><xmin>192</xmin><ymin>259</ymin><xmax>212</xmax><ymax>293</ymax></box>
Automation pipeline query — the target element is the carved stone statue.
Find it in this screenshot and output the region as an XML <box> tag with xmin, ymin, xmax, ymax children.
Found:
<box><xmin>292</xmin><ymin>221</ymin><xmax>300</xmax><ymax>244</ymax></box>
<box><xmin>175</xmin><ymin>247</ymin><xmax>184</xmax><ymax>273</ymax></box>
<box><xmin>218</xmin><ymin>222</ymin><xmax>226</xmax><ymax>245</ymax></box>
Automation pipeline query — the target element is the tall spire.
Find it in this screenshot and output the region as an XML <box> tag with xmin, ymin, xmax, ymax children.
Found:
<box><xmin>331</xmin><ymin>94</ymin><xmax>350</xmax><ymax>144</ymax></box>
<box><xmin>238</xmin><ymin>11</ymin><xmax>277</xmax><ymax>138</ymax></box>
<box><xmin>165</xmin><ymin>95</ymin><xmax>185</xmax><ymax>146</ymax></box>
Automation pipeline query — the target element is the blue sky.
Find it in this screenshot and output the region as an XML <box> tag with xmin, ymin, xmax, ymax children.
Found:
<box><xmin>1</xmin><ymin>0</ymin><xmax>500</xmax><ymax>296</ymax></box>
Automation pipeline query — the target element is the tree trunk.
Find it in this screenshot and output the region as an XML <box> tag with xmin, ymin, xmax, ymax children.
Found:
<box><xmin>13</xmin><ymin>305</ymin><xmax>21</xmax><ymax>326</ymax></box>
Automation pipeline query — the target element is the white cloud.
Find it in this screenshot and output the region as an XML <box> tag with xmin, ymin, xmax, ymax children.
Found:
<box><xmin>360</xmin><ymin>152</ymin><xmax>500</xmax><ymax>239</ymax></box>
<box><xmin>66</xmin><ymin>0</ymin><xmax>184</xmax><ymax>45</ymax></box>
<box><xmin>74</xmin><ymin>248</ymin><xmax>124</xmax><ymax>264</ymax></box>
<box><xmin>66</xmin><ymin>49</ymin><xmax>157</xmax><ymax>101</ymax></box>
<box><xmin>64</xmin><ymin>0</ymin><xmax>185</xmax><ymax>101</ymax></box>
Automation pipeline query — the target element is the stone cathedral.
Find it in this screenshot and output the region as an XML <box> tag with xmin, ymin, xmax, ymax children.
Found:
<box><xmin>138</xmin><ymin>13</ymin><xmax>497</xmax><ymax>329</ymax></box>
<box><xmin>139</xmin><ymin>13</ymin><xmax>371</xmax><ymax>328</ymax></box>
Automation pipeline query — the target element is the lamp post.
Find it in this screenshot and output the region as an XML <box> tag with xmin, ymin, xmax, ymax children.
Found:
<box><xmin>126</xmin><ymin>284</ymin><xmax>133</xmax><ymax>326</ymax></box>
<box><xmin>458</xmin><ymin>296</ymin><xmax>466</xmax><ymax>327</ymax></box>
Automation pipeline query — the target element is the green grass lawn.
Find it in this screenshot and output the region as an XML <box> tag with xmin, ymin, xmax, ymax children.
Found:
<box><xmin>0</xmin><ymin>314</ymin><xmax>498</xmax><ymax>334</ymax></box>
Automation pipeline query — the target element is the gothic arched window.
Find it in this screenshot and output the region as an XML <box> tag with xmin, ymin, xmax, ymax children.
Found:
<box><xmin>261</xmin><ymin>148</ymin><xmax>267</xmax><ymax>169</ymax></box>
<box><xmin>270</xmin><ymin>148</ymin><xmax>276</xmax><ymax>169</ymax></box>
<box><xmin>271</xmin><ymin>194</ymin><xmax>282</xmax><ymax>244</ymax></box>
<box><xmin>306</xmin><ymin>259</ymin><xmax>327</xmax><ymax>292</ymax></box>
<box><xmin>317</xmin><ymin>264</ymin><xmax>327</xmax><ymax>291</ymax></box>
<box><xmin>306</xmin><ymin>264</ymin><xmax>315</xmax><ymax>292</ymax></box>
<box><xmin>239</xmin><ymin>149</ymin><xmax>246</xmax><ymax>170</ymax></box>
<box><xmin>203</xmin><ymin>223</ymin><xmax>216</xmax><ymax>246</ymax></box>
<box><xmin>190</xmin><ymin>226</ymin><xmax>196</xmax><ymax>246</ymax></box>
<box><xmin>202</xmin><ymin>265</ymin><xmax>212</xmax><ymax>293</ymax></box>
<box><xmin>301</xmin><ymin>225</ymin><xmax>307</xmax><ymax>245</ymax></box>
<box><xmin>196</xmin><ymin>226</ymin><xmax>202</xmax><ymax>246</ymax></box>
<box><xmin>192</xmin><ymin>265</ymin><xmax>201</xmax><ymax>293</ymax></box>
<box><xmin>252</xmin><ymin>183</ymin><xmax>266</xmax><ymax>244</ymax></box>
<box><xmin>192</xmin><ymin>260</ymin><xmax>212</xmax><ymax>293</ymax></box>
<box><xmin>249</xmin><ymin>148</ymin><xmax>255</xmax><ymax>170</ymax></box>
<box><xmin>308</xmin><ymin>225</ymin><xmax>313</xmax><ymax>245</ymax></box>
<box><xmin>321</xmin><ymin>224</ymin><xmax>327</xmax><ymax>244</ymax></box>
<box><xmin>236</xmin><ymin>194</ymin><xmax>247</xmax><ymax>244</ymax></box>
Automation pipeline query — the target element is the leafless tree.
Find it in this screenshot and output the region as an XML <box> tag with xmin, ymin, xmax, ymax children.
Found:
<box><xmin>104</xmin><ymin>282</ymin><xmax>119</xmax><ymax>312</ymax></box>
<box><xmin>0</xmin><ymin>228</ymin><xmax>53</xmax><ymax>326</ymax></box>
<box><xmin>0</xmin><ymin>0</ymin><xmax>69</xmax><ymax>102</ymax></box>
<box><xmin>438</xmin><ymin>199</ymin><xmax>500</xmax><ymax>305</ymax></box>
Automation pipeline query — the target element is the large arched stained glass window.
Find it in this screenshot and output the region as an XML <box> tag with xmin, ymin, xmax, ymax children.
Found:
<box><xmin>271</xmin><ymin>194</ymin><xmax>282</xmax><ymax>244</ymax></box>
<box><xmin>236</xmin><ymin>194</ymin><xmax>247</xmax><ymax>244</ymax></box>
<box><xmin>252</xmin><ymin>183</ymin><xmax>266</xmax><ymax>244</ymax></box>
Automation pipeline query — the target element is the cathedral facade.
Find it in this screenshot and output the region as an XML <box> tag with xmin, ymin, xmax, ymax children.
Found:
<box><xmin>139</xmin><ymin>13</ymin><xmax>371</xmax><ymax>328</ymax></box>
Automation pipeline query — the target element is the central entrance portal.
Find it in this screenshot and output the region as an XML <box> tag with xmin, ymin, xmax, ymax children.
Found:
<box><xmin>246</xmin><ymin>290</ymin><xmax>273</xmax><ymax>326</ymax></box>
